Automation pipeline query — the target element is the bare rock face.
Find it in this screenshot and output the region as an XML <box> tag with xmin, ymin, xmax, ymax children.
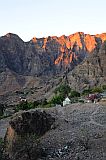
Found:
<box><xmin>0</xmin><ymin>32</ymin><xmax>106</xmax><ymax>98</ymax></box>
<box><xmin>0</xmin><ymin>32</ymin><xmax>106</xmax><ymax>75</ymax></box>
<box><xmin>4</xmin><ymin>110</ymin><xmax>55</xmax><ymax>160</ymax></box>
<box><xmin>9</xmin><ymin>110</ymin><xmax>55</xmax><ymax>136</ymax></box>
<box><xmin>0</xmin><ymin>33</ymin><xmax>25</xmax><ymax>74</ymax></box>
<box><xmin>68</xmin><ymin>41</ymin><xmax>106</xmax><ymax>91</ymax></box>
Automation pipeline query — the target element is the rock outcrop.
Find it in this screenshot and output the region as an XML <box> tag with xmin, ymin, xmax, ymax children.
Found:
<box><xmin>4</xmin><ymin>109</ymin><xmax>55</xmax><ymax>160</ymax></box>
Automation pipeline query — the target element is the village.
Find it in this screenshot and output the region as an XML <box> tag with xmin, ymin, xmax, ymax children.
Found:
<box><xmin>63</xmin><ymin>91</ymin><xmax>106</xmax><ymax>106</ymax></box>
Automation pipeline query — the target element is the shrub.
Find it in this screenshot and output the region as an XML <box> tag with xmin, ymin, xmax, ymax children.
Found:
<box><xmin>16</xmin><ymin>99</ymin><xmax>52</xmax><ymax>111</ymax></box>
<box><xmin>78</xmin><ymin>99</ymin><xmax>84</xmax><ymax>103</ymax></box>
<box><xmin>82</xmin><ymin>89</ymin><xmax>92</xmax><ymax>95</ymax></box>
<box><xmin>70</xmin><ymin>90</ymin><xmax>80</xmax><ymax>98</ymax></box>
<box><xmin>33</xmin><ymin>100</ymin><xmax>40</xmax><ymax>107</ymax></box>
<box><xmin>16</xmin><ymin>101</ymin><xmax>28</xmax><ymax>111</ymax></box>
<box><xmin>50</xmin><ymin>95</ymin><xmax>64</xmax><ymax>105</ymax></box>
<box><xmin>54</xmin><ymin>83</ymin><xmax>71</xmax><ymax>97</ymax></box>
<box><xmin>91</xmin><ymin>87</ymin><xmax>103</xmax><ymax>93</ymax></box>
<box><xmin>16</xmin><ymin>101</ymin><xmax>35</xmax><ymax>111</ymax></box>
<box><xmin>102</xmin><ymin>85</ymin><xmax>106</xmax><ymax>90</ymax></box>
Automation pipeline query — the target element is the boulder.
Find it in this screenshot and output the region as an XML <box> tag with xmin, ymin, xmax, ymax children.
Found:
<box><xmin>4</xmin><ymin>109</ymin><xmax>55</xmax><ymax>160</ymax></box>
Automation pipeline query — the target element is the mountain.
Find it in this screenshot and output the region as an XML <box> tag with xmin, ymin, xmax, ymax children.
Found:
<box><xmin>0</xmin><ymin>32</ymin><xmax>106</xmax><ymax>103</ymax></box>
<box><xmin>68</xmin><ymin>41</ymin><xmax>106</xmax><ymax>91</ymax></box>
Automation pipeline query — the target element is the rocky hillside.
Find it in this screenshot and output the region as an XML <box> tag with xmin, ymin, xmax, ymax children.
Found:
<box><xmin>0</xmin><ymin>32</ymin><xmax>106</xmax><ymax>101</ymax></box>
<box><xmin>1</xmin><ymin>103</ymin><xmax>106</xmax><ymax>160</ymax></box>
<box><xmin>68</xmin><ymin>41</ymin><xmax>106</xmax><ymax>91</ymax></box>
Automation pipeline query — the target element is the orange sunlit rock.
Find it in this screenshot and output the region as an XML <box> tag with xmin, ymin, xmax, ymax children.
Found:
<box><xmin>70</xmin><ymin>54</ymin><xmax>73</xmax><ymax>63</ymax></box>
<box><xmin>55</xmin><ymin>53</ymin><xmax>63</xmax><ymax>65</ymax></box>
<box><xmin>32</xmin><ymin>32</ymin><xmax>106</xmax><ymax>67</ymax></box>
<box><xmin>32</xmin><ymin>37</ymin><xmax>37</xmax><ymax>43</ymax></box>
<box><xmin>96</xmin><ymin>33</ymin><xmax>106</xmax><ymax>42</ymax></box>
<box><xmin>85</xmin><ymin>34</ymin><xmax>96</xmax><ymax>52</ymax></box>
<box><xmin>60</xmin><ymin>46</ymin><xmax>65</xmax><ymax>53</ymax></box>
<box><xmin>65</xmin><ymin>49</ymin><xmax>69</xmax><ymax>55</ymax></box>
<box><xmin>58</xmin><ymin>35</ymin><xmax>66</xmax><ymax>46</ymax></box>
<box><xmin>66</xmin><ymin>40</ymin><xmax>71</xmax><ymax>49</ymax></box>
<box><xmin>42</xmin><ymin>38</ymin><xmax>47</xmax><ymax>49</ymax></box>
<box><xmin>64</xmin><ymin>58</ymin><xmax>69</xmax><ymax>65</ymax></box>
<box><xmin>6</xmin><ymin>126</ymin><xmax>15</xmax><ymax>144</ymax></box>
<box><xmin>69</xmin><ymin>32</ymin><xmax>83</xmax><ymax>49</ymax></box>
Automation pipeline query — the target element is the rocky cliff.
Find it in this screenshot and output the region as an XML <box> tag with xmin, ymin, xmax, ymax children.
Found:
<box><xmin>68</xmin><ymin>41</ymin><xmax>106</xmax><ymax>91</ymax></box>
<box><xmin>0</xmin><ymin>32</ymin><xmax>106</xmax><ymax>101</ymax></box>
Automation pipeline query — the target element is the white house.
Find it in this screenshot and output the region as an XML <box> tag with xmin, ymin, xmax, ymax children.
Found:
<box><xmin>63</xmin><ymin>97</ymin><xmax>71</xmax><ymax>106</ymax></box>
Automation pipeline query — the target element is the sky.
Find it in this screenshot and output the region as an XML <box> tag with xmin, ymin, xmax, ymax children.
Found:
<box><xmin>0</xmin><ymin>0</ymin><xmax>106</xmax><ymax>41</ymax></box>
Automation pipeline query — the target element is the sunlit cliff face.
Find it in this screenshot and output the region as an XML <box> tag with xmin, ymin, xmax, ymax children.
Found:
<box><xmin>55</xmin><ymin>52</ymin><xmax>64</xmax><ymax>65</ymax></box>
<box><xmin>54</xmin><ymin>32</ymin><xmax>83</xmax><ymax>65</ymax></box>
<box><xmin>96</xmin><ymin>33</ymin><xmax>106</xmax><ymax>42</ymax></box>
<box><xmin>85</xmin><ymin>34</ymin><xmax>96</xmax><ymax>52</ymax></box>
<box><xmin>42</xmin><ymin>38</ymin><xmax>47</xmax><ymax>49</ymax></box>
<box><xmin>69</xmin><ymin>32</ymin><xmax>83</xmax><ymax>49</ymax></box>
<box><xmin>31</xmin><ymin>32</ymin><xmax>106</xmax><ymax>66</ymax></box>
<box><xmin>54</xmin><ymin>33</ymin><xmax>106</xmax><ymax>65</ymax></box>
<box><xmin>84</xmin><ymin>33</ymin><xmax>106</xmax><ymax>52</ymax></box>
<box><xmin>32</xmin><ymin>37</ymin><xmax>37</xmax><ymax>43</ymax></box>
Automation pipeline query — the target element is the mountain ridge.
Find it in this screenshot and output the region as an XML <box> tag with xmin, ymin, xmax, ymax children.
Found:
<box><xmin>3</xmin><ymin>31</ymin><xmax>106</xmax><ymax>42</ymax></box>
<box><xmin>1</xmin><ymin>32</ymin><xmax>106</xmax><ymax>72</ymax></box>
<box><xmin>0</xmin><ymin>32</ymin><xmax>106</xmax><ymax>103</ymax></box>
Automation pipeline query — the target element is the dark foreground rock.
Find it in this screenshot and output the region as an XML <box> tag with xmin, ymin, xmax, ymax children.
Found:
<box><xmin>1</xmin><ymin>103</ymin><xmax>106</xmax><ymax>160</ymax></box>
<box><xmin>9</xmin><ymin>110</ymin><xmax>55</xmax><ymax>136</ymax></box>
<box><xmin>4</xmin><ymin>109</ymin><xmax>55</xmax><ymax>160</ymax></box>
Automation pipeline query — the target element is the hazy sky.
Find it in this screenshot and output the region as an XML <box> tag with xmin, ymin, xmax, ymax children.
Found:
<box><xmin>0</xmin><ymin>0</ymin><xmax>106</xmax><ymax>41</ymax></box>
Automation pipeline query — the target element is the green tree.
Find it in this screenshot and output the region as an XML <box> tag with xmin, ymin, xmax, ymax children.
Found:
<box><xmin>50</xmin><ymin>95</ymin><xmax>64</xmax><ymax>105</ymax></box>
<box><xmin>102</xmin><ymin>85</ymin><xmax>106</xmax><ymax>90</ymax></box>
<box><xmin>16</xmin><ymin>101</ymin><xmax>29</xmax><ymax>111</ymax></box>
<box><xmin>70</xmin><ymin>90</ymin><xmax>80</xmax><ymax>98</ymax></box>
<box><xmin>54</xmin><ymin>83</ymin><xmax>71</xmax><ymax>98</ymax></box>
